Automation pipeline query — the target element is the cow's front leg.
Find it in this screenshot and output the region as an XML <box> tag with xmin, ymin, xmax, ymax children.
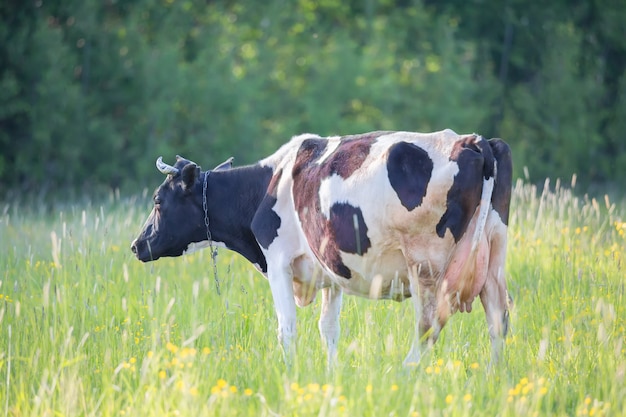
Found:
<box><xmin>318</xmin><ymin>285</ymin><xmax>343</xmax><ymax>368</ymax></box>
<box><xmin>267</xmin><ymin>263</ymin><xmax>297</xmax><ymax>363</ymax></box>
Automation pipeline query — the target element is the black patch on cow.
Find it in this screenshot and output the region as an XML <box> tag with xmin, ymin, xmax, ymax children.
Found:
<box><xmin>205</xmin><ymin>164</ymin><xmax>275</xmax><ymax>273</ymax></box>
<box><xmin>251</xmin><ymin>169</ymin><xmax>283</xmax><ymax>249</ymax></box>
<box><xmin>488</xmin><ymin>138</ymin><xmax>512</xmax><ymax>225</ymax></box>
<box><xmin>387</xmin><ymin>142</ymin><xmax>433</xmax><ymax>211</ymax></box>
<box><xmin>329</xmin><ymin>203</ymin><xmax>371</xmax><ymax>255</ymax></box>
<box><xmin>293</xmin><ymin>132</ymin><xmax>388</xmax><ymax>279</ymax></box>
<box><xmin>436</xmin><ymin>135</ymin><xmax>488</xmax><ymax>242</ymax></box>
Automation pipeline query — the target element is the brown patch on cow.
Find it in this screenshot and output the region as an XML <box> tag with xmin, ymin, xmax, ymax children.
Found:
<box><xmin>449</xmin><ymin>134</ymin><xmax>478</xmax><ymax>161</ymax></box>
<box><xmin>449</xmin><ymin>135</ymin><xmax>495</xmax><ymax>179</ymax></box>
<box><xmin>329</xmin><ymin>132</ymin><xmax>388</xmax><ymax>178</ymax></box>
<box><xmin>292</xmin><ymin>132</ymin><xmax>386</xmax><ymax>278</ymax></box>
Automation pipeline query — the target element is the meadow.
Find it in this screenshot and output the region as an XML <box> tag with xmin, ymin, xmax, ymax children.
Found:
<box><xmin>0</xmin><ymin>177</ymin><xmax>624</xmax><ymax>416</ymax></box>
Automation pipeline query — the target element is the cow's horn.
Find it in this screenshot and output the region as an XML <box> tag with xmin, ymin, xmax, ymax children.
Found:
<box><xmin>156</xmin><ymin>156</ymin><xmax>179</xmax><ymax>175</ymax></box>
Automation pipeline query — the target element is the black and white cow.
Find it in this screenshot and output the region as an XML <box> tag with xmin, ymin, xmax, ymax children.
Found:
<box><xmin>131</xmin><ymin>129</ymin><xmax>512</xmax><ymax>366</ymax></box>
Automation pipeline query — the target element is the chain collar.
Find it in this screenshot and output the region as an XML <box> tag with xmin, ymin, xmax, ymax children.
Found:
<box><xmin>202</xmin><ymin>170</ymin><xmax>212</xmax><ymax>242</ymax></box>
<box><xmin>202</xmin><ymin>170</ymin><xmax>221</xmax><ymax>295</ymax></box>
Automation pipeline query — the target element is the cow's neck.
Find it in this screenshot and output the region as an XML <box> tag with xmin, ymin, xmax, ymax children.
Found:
<box><xmin>203</xmin><ymin>164</ymin><xmax>273</xmax><ymax>272</ymax></box>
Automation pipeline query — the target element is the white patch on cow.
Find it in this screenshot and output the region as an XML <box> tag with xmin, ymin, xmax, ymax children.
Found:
<box><xmin>318</xmin><ymin>174</ymin><xmax>348</xmax><ymax>218</ymax></box>
<box><xmin>183</xmin><ymin>239</ymin><xmax>227</xmax><ymax>255</ymax></box>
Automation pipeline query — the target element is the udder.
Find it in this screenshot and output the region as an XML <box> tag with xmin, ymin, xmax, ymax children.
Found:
<box><xmin>440</xmin><ymin>221</ymin><xmax>490</xmax><ymax>314</ymax></box>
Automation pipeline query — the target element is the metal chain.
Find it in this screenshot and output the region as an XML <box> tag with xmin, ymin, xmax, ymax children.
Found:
<box><xmin>203</xmin><ymin>170</ymin><xmax>221</xmax><ymax>295</ymax></box>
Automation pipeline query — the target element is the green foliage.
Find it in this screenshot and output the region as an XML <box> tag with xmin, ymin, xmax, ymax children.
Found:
<box><xmin>501</xmin><ymin>23</ymin><xmax>604</xmax><ymax>182</ymax></box>
<box><xmin>0</xmin><ymin>0</ymin><xmax>624</xmax><ymax>196</ymax></box>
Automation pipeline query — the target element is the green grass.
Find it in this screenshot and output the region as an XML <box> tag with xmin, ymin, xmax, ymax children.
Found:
<box><xmin>1</xmin><ymin>179</ymin><xmax>624</xmax><ymax>416</ymax></box>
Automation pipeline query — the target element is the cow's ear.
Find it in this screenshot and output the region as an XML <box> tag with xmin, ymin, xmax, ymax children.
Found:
<box><xmin>213</xmin><ymin>157</ymin><xmax>234</xmax><ymax>171</ymax></box>
<box><xmin>181</xmin><ymin>163</ymin><xmax>200</xmax><ymax>190</ymax></box>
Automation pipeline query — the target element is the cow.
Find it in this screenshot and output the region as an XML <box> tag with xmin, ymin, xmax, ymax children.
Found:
<box><xmin>131</xmin><ymin>129</ymin><xmax>512</xmax><ymax>367</ymax></box>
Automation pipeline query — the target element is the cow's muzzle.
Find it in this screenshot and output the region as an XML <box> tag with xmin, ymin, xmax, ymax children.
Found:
<box><xmin>130</xmin><ymin>238</ymin><xmax>156</xmax><ymax>262</ymax></box>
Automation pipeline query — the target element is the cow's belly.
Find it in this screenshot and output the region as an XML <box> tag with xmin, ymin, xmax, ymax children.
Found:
<box><xmin>299</xmin><ymin>223</ymin><xmax>459</xmax><ymax>301</ymax></box>
<box><xmin>323</xmin><ymin>248</ymin><xmax>412</xmax><ymax>300</ymax></box>
<box><xmin>289</xmin><ymin>246</ymin><xmax>414</xmax><ymax>304</ymax></box>
<box><xmin>288</xmin><ymin>220</ymin><xmax>486</xmax><ymax>307</ymax></box>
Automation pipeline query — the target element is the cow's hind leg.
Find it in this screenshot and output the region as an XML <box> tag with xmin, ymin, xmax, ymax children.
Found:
<box><xmin>479</xmin><ymin>222</ymin><xmax>510</xmax><ymax>367</ymax></box>
<box><xmin>479</xmin><ymin>271</ymin><xmax>509</xmax><ymax>367</ymax></box>
<box><xmin>318</xmin><ymin>285</ymin><xmax>343</xmax><ymax>368</ymax></box>
<box><xmin>404</xmin><ymin>264</ymin><xmax>443</xmax><ymax>366</ymax></box>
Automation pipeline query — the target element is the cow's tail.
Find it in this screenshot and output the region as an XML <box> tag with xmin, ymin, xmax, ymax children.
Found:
<box><xmin>468</xmin><ymin>135</ymin><xmax>497</xmax><ymax>255</ymax></box>
<box><xmin>471</xmin><ymin>164</ymin><xmax>496</xmax><ymax>254</ymax></box>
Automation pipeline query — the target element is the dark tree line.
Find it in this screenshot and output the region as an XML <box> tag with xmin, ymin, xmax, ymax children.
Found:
<box><xmin>1</xmin><ymin>0</ymin><xmax>624</xmax><ymax>198</ymax></box>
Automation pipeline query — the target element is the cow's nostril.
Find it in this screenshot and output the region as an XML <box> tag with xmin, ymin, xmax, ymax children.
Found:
<box><xmin>130</xmin><ymin>240</ymin><xmax>138</xmax><ymax>254</ymax></box>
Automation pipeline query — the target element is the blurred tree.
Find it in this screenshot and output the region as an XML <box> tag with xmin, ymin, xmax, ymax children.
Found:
<box><xmin>426</xmin><ymin>0</ymin><xmax>626</xmax><ymax>184</ymax></box>
<box><xmin>0</xmin><ymin>1</ymin><xmax>40</xmax><ymax>189</ymax></box>
<box><xmin>0</xmin><ymin>0</ymin><xmax>624</xmax><ymax>198</ymax></box>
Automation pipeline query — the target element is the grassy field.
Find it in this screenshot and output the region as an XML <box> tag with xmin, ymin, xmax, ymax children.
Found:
<box><xmin>1</xmin><ymin>178</ymin><xmax>624</xmax><ymax>416</ymax></box>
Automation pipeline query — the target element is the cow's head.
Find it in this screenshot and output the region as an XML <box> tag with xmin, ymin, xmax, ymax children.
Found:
<box><xmin>130</xmin><ymin>155</ymin><xmax>233</xmax><ymax>262</ymax></box>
